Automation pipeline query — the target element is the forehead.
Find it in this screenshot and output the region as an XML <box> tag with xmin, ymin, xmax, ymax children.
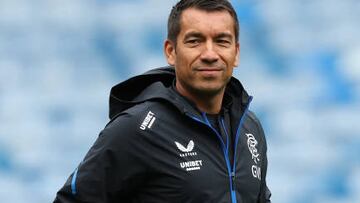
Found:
<box><xmin>179</xmin><ymin>8</ymin><xmax>235</xmax><ymax>37</ymax></box>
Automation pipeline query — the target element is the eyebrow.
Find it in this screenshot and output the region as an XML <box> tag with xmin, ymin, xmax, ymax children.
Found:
<box><xmin>215</xmin><ymin>33</ymin><xmax>233</xmax><ymax>40</ymax></box>
<box><xmin>183</xmin><ymin>32</ymin><xmax>204</xmax><ymax>40</ymax></box>
<box><xmin>183</xmin><ymin>31</ymin><xmax>233</xmax><ymax>41</ymax></box>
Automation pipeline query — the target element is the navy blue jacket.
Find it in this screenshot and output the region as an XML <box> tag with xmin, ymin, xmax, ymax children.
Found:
<box><xmin>54</xmin><ymin>67</ymin><xmax>271</xmax><ymax>203</ymax></box>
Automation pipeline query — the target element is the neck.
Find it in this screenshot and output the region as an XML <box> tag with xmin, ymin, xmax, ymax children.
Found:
<box><xmin>195</xmin><ymin>95</ymin><xmax>223</xmax><ymax>114</ymax></box>
<box><xmin>175</xmin><ymin>84</ymin><xmax>224</xmax><ymax>114</ymax></box>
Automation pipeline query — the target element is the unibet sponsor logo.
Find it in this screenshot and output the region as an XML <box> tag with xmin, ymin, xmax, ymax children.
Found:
<box><xmin>175</xmin><ymin>140</ymin><xmax>203</xmax><ymax>171</ymax></box>
<box><xmin>140</xmin><ymin>111</ymin><xmax>156</xmax><ymax>130</ymax></box>
<box><xmin>180</xmin><ymin>160</ymin><xmax>203</xmax><ymax>171</ymax></box>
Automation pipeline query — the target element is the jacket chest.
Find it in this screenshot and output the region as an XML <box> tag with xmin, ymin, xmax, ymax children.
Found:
<box><xmin>138</xmin><ymin>113</ymin><xmax>262</xmax><ymax>200</ymax></box>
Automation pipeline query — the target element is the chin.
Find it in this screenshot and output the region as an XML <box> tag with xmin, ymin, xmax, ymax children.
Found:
<box><xmin>194</xmin><ymin>85</ymin><xmax>224</xmax><ymax>96</ymax></box>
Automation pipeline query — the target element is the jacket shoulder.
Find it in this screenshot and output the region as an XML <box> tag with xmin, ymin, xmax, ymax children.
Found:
<box><xmin>107</xmin><ymin>100</ymin><xmax>154</xmax><ymax>124</ymax></box>
<box><xmin>244</xmin><ymin>110</ymin><xmax>267</xmax><ymax>143</ymax></box>
<box><xmin>105</xmin><ymin>100</ymin><xmax>172</xmax><ymax>134</ymax></box>
<box><xmin>246</xmin><ymin>110</ymin><xmax>262</xmax><ymax>128</ymax></box>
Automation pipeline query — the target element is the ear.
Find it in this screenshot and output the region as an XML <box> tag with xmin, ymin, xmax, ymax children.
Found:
<box><xmin>164</xmin><ymin>39</ymin><xmax>176</xmax><ymax>66</ymax></box>
<box><xmin>233</xmin><ymin>42</ymin><xmax>240</xmax><ymax>67</ymax></box>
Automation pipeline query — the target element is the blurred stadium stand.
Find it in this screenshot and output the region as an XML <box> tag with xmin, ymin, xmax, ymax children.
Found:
<box><xmin>0</xmin><ymin>0</ymin><xmax>359</xmax><ymax>202</ymax></box>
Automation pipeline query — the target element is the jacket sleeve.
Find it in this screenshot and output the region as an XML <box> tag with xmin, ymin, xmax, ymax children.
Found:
<box><xmin>257</xmin><ymin>152</ymin><xmax>271</xmax><ymax>203</ymax></box>
<box><xmin>262</xmin><ymin>136</ymin><xmax>271</xmax><ymax>203</ymax></box>
<box><xmin>250</xmin><ymin>111</ymin><xmax>271</xmax><ymax>203</ymax></box>
<box><xmin>54</xmin><ymin>114</ymin><xmax>148</xmax><ymax>203</ymax></box>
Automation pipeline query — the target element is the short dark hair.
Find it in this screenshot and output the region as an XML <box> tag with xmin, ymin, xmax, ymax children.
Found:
<box><xmin>167</xmin><ymin>0</ymin><xmax>239</xmax><ymax>44</ymax></box>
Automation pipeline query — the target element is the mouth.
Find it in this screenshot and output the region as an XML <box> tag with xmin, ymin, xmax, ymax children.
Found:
<box><xmin>194</xmin><ymin>67</ymin><xmax>223</xmax><ymax>77</ymax></box>
<box><xmin>195</xmin><ymin>66</ymin><xmax>223</xmax><ymax>72</ymax></box>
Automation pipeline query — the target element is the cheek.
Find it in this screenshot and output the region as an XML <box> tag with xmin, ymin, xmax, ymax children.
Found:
<box><xmin>174</xmin><ymin>57</ymin><xmax>192</xmax><ymax>75</ymax></box>
<box><xmin>224</xmin><ymin>52</ymin><xmax>238</xmax><ymax>67</ymax></box>
<box><xmin>176</xmin><ymin>48</ymin><xmax>199</xmax><ymax>66</ymax></box>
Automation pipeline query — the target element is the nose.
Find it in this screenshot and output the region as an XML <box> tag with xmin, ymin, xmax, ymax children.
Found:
<box><xmin>200</xmin><ymin>41</ymin><xmax>219</xmax><ymax>64</ymax></box>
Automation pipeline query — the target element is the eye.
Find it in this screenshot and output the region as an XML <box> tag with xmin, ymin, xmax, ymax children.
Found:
<box><xmin>185</xmin><ymin>39</ymin><xmax>200</xmax><ymax>45</ymax></box>
<box><xmin>217</xmin><ymin>39</ymin><xmax>231</xmax><ymax>47</ymax></box>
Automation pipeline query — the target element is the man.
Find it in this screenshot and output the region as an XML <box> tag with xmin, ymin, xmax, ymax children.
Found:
<box><xmin>54</xmin><ymin>0</ymin><xmax>271</xmax><ymax>202</ymax></box>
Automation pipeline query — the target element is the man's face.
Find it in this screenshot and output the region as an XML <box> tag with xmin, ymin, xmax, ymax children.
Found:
<box><xmin>165</xmin><ymin>8</ymin><xmax>239</xmax><ymax>98</ymax></box>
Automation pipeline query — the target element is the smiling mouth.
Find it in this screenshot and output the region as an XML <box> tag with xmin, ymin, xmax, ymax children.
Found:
<box><xmin>195</xmin><ymin>67</ymin><xmax>223</xmax><ymax>72</ymax></box>
<box><xmin>198</xmin><ymin>69</ymin><xmax>222</xmax><ymax>71</ymax></box>
<box><xmin>194</xmin><ymin>68</ymin><xmax>223</xmax><ymax>78</ymax></box>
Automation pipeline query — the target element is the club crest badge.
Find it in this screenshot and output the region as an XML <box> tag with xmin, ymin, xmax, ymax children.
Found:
<box><xmin>246</xmin><ymin>133</ymin><xmax>260</xmax><ymax>164</ymax></box>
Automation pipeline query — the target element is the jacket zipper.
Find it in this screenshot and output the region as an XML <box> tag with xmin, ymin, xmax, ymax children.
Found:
<box><xmin>232</xmin><ymin>96</ymin><xmax>253</xmax><ymax>182</ymax></box>
<box><xmin>220</xmin><ymin>117</ymin><xmax>237</xmax><ymax>203</ymax></box>
<box><xmin>230</xmin><ymin>96</ymin><xmax>253</xmax><ymax>202</ymax></box>
<box><xmin>186</xmin><ymin>96</ymin><xmax>252</xmax><ymax>203</ymax></box>
<box><xmin>187</xmin><ymin>112</ymin><xmax>236</xmax><ymax>203</ymax></box>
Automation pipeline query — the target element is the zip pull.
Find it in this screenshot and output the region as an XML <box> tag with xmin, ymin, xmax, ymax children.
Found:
<box><xmin>231</xmin><ymin>171</ymin><xmax>236</xmax><ymax>190</ymax></box>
